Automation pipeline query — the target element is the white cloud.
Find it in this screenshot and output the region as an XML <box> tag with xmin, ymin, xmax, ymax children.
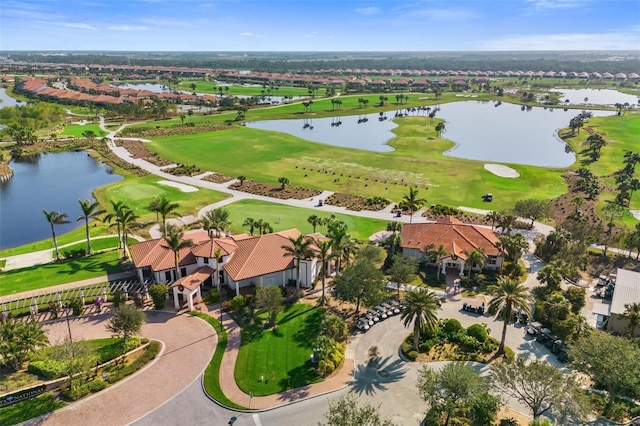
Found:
<box><xmin>65</xmin><ymin>23</ymin><xmax>96</xmax><ymax>30</ymax></box>
<box><xmin>478</xmin><ymin>30</ymin><xmax>640</xmax><ymax>50</ymax></box>
<box><xmin>526</xmin><ymin>0</ymin><xmax>590</xmax><ymax>10</ymax></box>
<box><xmin>304</xmin><ymin>32</ymin><xmax>318</xmax><ymax>38</ymax></box>
<box><xmin>356</xmin><ymin>7</ymin><xmax>380</xmax><ymax>15</ymax></box>
<box><xmin>394</xmin><ymin>6</ymin><xmax>482</xmax><ymax>22</ymax></box>
<box><xmin>108</xmin><ymin>24</ymin><xmax>149</xmax><ymax>31</ymax></box>
<box><xmin>139</xmin><ymin>18</ymin><xmax>190</xmax><ymax>27</ymax></box>
<box><xmin>240</xmin><ymin>32</ymin><xmax>253</xmax><ymax>36</ymax></box>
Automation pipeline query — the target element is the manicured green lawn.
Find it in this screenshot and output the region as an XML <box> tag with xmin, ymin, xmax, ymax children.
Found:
<box><xmin>176</xmin><ymin>80</ymin><xmax>312</xmax><ymax>97</ymax></box>
<box><xmin>60</xmin><ymin>124</ymin><xmax>106</xmax><ymax>138</ymax></box>
<box><xmin>224</xmin><ymin>199</ymin><xmax>389</xmax><ymax>241</ymax></box>
<box><xmin>0</xmin><ymin>393</ymin><xmax>65</xmax><ymax>425</ymax></box>
<box><xmin>0</xmin><ymin>227</ymin><xmax>110</xmax><ymax>259</ymax></box>
<box><xmin>235</xmin><ymin>303</ymin><xmax>323</xmax><ymax>396</ymax></box>
<box><xmin>0</xmin><ymin>251</ymin><xmax>123</xmax><ymax>296</ymax></box>
<box><xmin>94</xmin><ymin>174</ymin><xmax>229</xmax><ymax>222</ymax></box>
<box><xmin>53</xmin><ymin>237</ymin><xmax>137</xmax><ymax>259</ymax></box>
<box><xmin>147</xmin><ymin>119</ymin><xmax>566</xmax><ymax>210</ymax></box>
<box><xmin>190</xmin><ymin>311</ymin><xmax>247</xmax><ymax>409</ymax></box>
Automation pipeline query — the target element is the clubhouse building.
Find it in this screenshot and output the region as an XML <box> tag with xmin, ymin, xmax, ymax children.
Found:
<box><xmin>400</xmin><ymin>216</ymin><xmax>504</xmax><ymax>275</ymax></box>
<box><xmin>129</xmin><ymin>229</ymin><xmax>325</xmax><ymax>310</ymax></box>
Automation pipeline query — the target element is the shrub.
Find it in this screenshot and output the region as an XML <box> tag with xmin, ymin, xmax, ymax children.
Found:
<box><xmin>482</xmin><ymin>339</ymin><xmax>498</xmax><ymax>353</ymax></box>
<box><xmin>406</xmin><ymin>350</ymin><xmax>418</xmax><ymax>361</ymax></box>
<box><xmin>230</xmin><ymin>295</ymin><xmax>246</xmax><ymax>312</ymax></box>
<box><xmin>504</xmin><ymin>346</ymin><xmax>515</xmax><ymax>361</ymax></box>
<box><xmin>112</xmin><ymin>290</ymin><xmax>125</xmax><ymax>309</ymax></box>
<box><xmin>105</xmin><ymin>341</ymin><xmax>160</xmax><ymax>384</ymax></box>
<box><xmin>68</xmin><ymin>297</ymin><xmax>84</xmax><ymax>316</ymax></box>
<box><xmin>469</xmin><ymin>392</ymin><xmax>500</xmax><ymax>426</ymax></box>
<box><xmin>28</xmin><ymin>359</ymin><xmax>68</xmax><ymax>379</ymax></box>
<box><xmin>148</xmin><ymin>284</ymin><xmax>167</xmax><ymax>310</ymax></box>
<box><xmin>401</xmin><ymin>338</ymin><xmax>412</xmax><ymax>355</ymax></box>
<box><xmin>419</xmin><ymin>339</ymin><xmax>436</xmax><ymax>353</ymax></box>
<box><xmin>63</xmin><ymin>383</ymin><xmax>91</xmax><ymax>401</ymax></box>
<box><xmin>48</xmin><ymin>301</ymin><xmax>61</xmax><ymax>319</ymax></box>
<box><xmin>441</xmin><ymin>318</ymin><xmax>463</xmax><ymax>336</ymax></box>
<box><xmin>86</xmin><ymin>379</ymin><xmax>107</xmax><ymax>393</ymax></box>
<box><xmin>466</xmin><ymin>324</ymin><xmax>488</xmax><ymax>343</ymax></box>
<box><xmin>458</xmin><ymin>334</ymin><xmax>481</xmax><ymax>350</ymax></box>
<box><xmin>500</xmin><ymin>419</ymin><xmax>519</xmax><ymax>426</ymax></box>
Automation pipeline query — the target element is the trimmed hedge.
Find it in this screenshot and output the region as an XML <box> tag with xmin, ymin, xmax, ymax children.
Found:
<box><xmin>105</xmin><ymin>341</ymin><xmax>161</xmax><ymax>384</ymax></box>
<box><xmin>28</xmin><ymin>359</ymin><xmax>68</xmax><ymax>379</ymax></box>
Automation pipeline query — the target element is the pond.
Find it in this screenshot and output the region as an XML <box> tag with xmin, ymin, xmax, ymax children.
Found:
<box><xmin>0</xmin><ymin>152</ymin><xmax>123</xmax><ymax>249</ymax></box>
<box><xmin>549</xmin><ymin>88</ymin><xmax>639</xmax><ymax>106</ymax></box>
<box><xmin>115</xmin><ymin>83</ymin><xmax>302</xmax><ymax>104</ymax></box>
<box><xmin>246</xmin><ymin>101</ymin><xmax>615</xmax><ymax>167</ymax></box>
<box><xmin>0</xmin><ymin>87</ymin><xmax>20</xmax><ymax>108</ymax></box>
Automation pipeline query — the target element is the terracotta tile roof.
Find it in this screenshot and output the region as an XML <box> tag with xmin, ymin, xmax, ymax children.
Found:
<box><xmin>129</xmin><ymin>229</ymin><xmax>207</xmax><ymax>272</ymax></box>
<box><xmin>191</xmin><ymin>237</ymin><xmax>237</xmax><ymax>258</ymax></box>
<box><xmin>223</xmin><ymin>229</ymin><xmax>322</xmax><ymax>282</ymax></box>
<box><xmin>171</xmin><ymin>266</ymin><xmax>214</xmax><ymax>291</ymax></box>
<box><xmin>401</xmin><ymin>216</ymin><xmax>500</xmax><ymax>259</ymax></box>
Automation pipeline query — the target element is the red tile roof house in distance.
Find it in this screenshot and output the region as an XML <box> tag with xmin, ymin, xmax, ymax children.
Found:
<box><xmin>400</xmin><ymin>216</ymin><xmax>504</xmax><ymax>276</ymax></box>
<box><xmin>129</xmin><ymin>229</ymin><xmax>326</xmax><ymax>310</ymax></box>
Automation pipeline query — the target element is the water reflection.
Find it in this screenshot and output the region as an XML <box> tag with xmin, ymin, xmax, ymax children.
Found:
<box><xmin>246</xmin><ymin>101</ymin><xmax>615</xmax><ymax>166</ymax></box>
<box><xmin>549</xmin><ymin>88</ymin><xmax>638</xmax><ymax>106</ymax></box>
<box><xmin>0</xmin><ymin>152</ymin><xmax>123</xmax><ymax>249</ymax></box>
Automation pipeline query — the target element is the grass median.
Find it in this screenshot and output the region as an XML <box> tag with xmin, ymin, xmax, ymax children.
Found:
<box><xmin>189</xmin><ymin>311</ymin><xmax>247</xmax><ymax>410</ymax></box>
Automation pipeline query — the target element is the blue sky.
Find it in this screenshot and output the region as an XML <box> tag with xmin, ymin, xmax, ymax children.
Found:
<box><xmin>2</xmin><ymin>0</ymin><xmax>639</xmax><ymax>51</ymax></box>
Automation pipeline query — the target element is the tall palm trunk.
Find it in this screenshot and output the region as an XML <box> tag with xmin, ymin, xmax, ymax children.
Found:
<box><xmin>50</xmin><ymin>224</ymin><xmax>60</xmax><ymax>260</ymax></box>
<box><xmin>498</xmin><ymin>317</ymin><xmax>508</xmax><ymax>354</ymax></box>
<box><xmin>320</xmin><ymin>260</ymin><xmax>327</xmax><ymax>305</ymax></box>
<box><xmin>295</xmin><ymin>258</ymin><xmax>301</xmax><ymax>291</ymax></box>
<box><xmin>84</xmin><ymin>220</ymin><xmax>92</xmax><ymax>255</ymax></box>
<box><xmin>413</xmin><ymin>321</ymin><xmax>421</xmax><ymax>351</ymax></box>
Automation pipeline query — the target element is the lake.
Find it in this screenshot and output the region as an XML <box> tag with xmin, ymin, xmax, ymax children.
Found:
<box><xmin>549</xmin><ymin>88</ymin><xmax>639</xmax><ymax>106</ymax></box>
<box><xmin>246</xmin><ymin>101</ymin><xmax>615</xmax><ymax>167</ymax></box>
<box><xmin>0</xmin><ymin>152</ymin><xmax>123</xmax><ymax>249</ymax></box>
<box><xmin>0</xmin><ymin>87</ymin><xmax>20</xmax><ymax>108</ymax></box>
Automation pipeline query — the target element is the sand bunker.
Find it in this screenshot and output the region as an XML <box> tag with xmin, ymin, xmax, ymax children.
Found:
<box><xmin>157</xmin><ymin>180</ymin><xmax>199</xmax><ymax>193</ymax></box>
<box><xmin>631</xmin><ymin>210</ymin><xmax>640</xmax><ymax>221</ymax></box>
<box><xmin>484</xmin><ymin>164</ymin><xmax>520</xmax><ymax>178</ymax></box>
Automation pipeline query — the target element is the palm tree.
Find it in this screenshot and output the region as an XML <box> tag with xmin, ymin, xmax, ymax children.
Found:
<box><xmin>463</xmin><ymin>248</ymin><xmax>485</xmax><ymax>277</ymax></box>
<box><xmin>243</xmin><ymin>217</ymin><xmax>256</xmax><ymax>235</ymax></box>
<box><xmin>156</xmin><ymin>196</ymin><xmax>180</xmax><ymax>237</ymax></box>
<box><xmin>316</xmin><ymin>240</ymin><xmax>336</xmax><ymax>305</ymax></box>
<box><xmin>281</xmin><ymin>234</ymin><xmax>314</xmax><ymax>292</ymax></box>
<box><xmin>425</xmin><ymin>244</ymin><xmax>448</xmax><ymax>278</ymax></box>
<box><xmin>118</xmin><ymin>207</ymin><xmax>139</xmax><ymax>259</ymax></box>
<box><xmin>148</xmin><ymin>197</ymin><xmax>162</xmax><ymax>225</ymax></box>
<box><xmin>497</xmin><ymin>212</ymin><xmax>516</xmax><ymax>235</ymax></box>
<box><xmin>307</xmin><ymin>214</ymin><xmax>323</xmax><ymax>233</ymax></box>
<box><xmin>488</xmin><ymin>277</ymin><xmax>533</xmax><ymax>355</ymax></box>
<box><xmin>43</xmin><ymin>209</ymin><xmax>69</xmax><ymax>260</ymax></box>
<box><xmin>486</xmin><ymin>211</ymin><xmax>500</xmax><ymax>229</ymax></box>
<box><xmin>401</xmin><ymin>187</ymin><xmax>427</xmax><ymax>224</ymax></box>
<box><xmin>237</xmin><ymin>175</ymin><xmax>246</xmax><ymax>186</ymax></box>
<box><xmin>328</xmin><ymin>224</ymin><xmax>349</xmax><ymax>273</ymax></box>
<box><xmin>164</xmin><ymin>225</ymin><xmax>194</xmax><ymax>281</ymax></box>
<box><xmin>77</xmin><ymin>199</ymin><xmax>104</xmax><ymax>255</ymax></box>
<box><xmin>623</xmin><ymin>303</ymin><xmax>640</xmax><ymax>336</ymax></box>
<box><xmin>386</xmin><ymin>221</ymin><xmax>403</xmax><ymax>233</ymax></box>
<box><xmin>203</xmin><ymin>208</ymin><xmax>230</xmax><ymax>237</ymax></box>
<box><xmin>401</xmin><ymin>290</ymin><xmax>441</xmax><ymax>352</ymax></box>
<box><xmin>104</xmin><ymin>201</ymin><xmax>125</xmax><ymax>249</ymax></box>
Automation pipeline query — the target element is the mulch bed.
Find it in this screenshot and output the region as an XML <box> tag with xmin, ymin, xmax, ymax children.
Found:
<box><xmin>228</xmin><ymin>180</ymin><xmax>322</xmax><ymax>200</ymax></box>
<box><xmin>117</xmin><ymin>140</ymin><xmax>173</xmax><ymax>167</ymax></box>
<box><xmin>324</xmin><ymin>193</ymin><xmax>389</xmax><ymax>211</ymax></box>
<box><xmin>201</xmin><ymin>172</ymin><xmax>233</xmax><ymax>184</ymax></box>
<box><xmin>164</xmin><ymin>164</ymin><xmax>203</xmax><ymax>177</ymax></box>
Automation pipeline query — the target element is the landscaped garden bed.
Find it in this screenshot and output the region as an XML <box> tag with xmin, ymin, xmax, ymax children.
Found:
<box><xmin>229</xmin><ymin>180</ymin><xmax>322</xmax><ymax>200</ymax></box>
<box><xmin>164</xmin><ymin>163</ymin><xmax>203</xmax><ymax>176</ymax></box>
<box><xmin>401</xmin><ymin>318</ymin><xmax>512</xmax><ymax>363</ymax></box>
<box><xmin>201</xmin><ymin>172</ymin><xmax>233</xmax><ymax>184</ymax></box>
<box><xmin>0</xmin><ymin>337</ymin><xmax>160</xmax><ymax>424</ymax></box>
<box><xmin>117</xmin><ymin>139</ymin><xmax>173</xmax><ymax>167</ymax></box>
<box><xmin>324</xmin><ymin>193</ymin><xmax>390</xmax><ymax>211</ymax></box>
